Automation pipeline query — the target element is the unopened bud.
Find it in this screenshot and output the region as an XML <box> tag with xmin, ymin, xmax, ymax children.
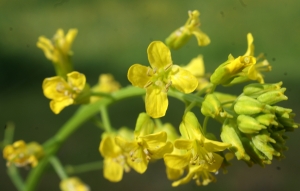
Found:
<box><xmin>257</xmin><ymin>88</ymin><xmax>288</xmax><ymax>105</ymax></box>
<box><xmin>243</xmin><ymin>82</ymin><xmax>282</xmax><ymax>97</ymax></box>
<box><xmin>165</xmin><ymin>27</ymin><xmax>192</xmax><ymax>50</ymax></box>
<box><xmin>221</xmin><ymin>119</ymin><xmax>250</xmax><ymax>161</ymax></box>
<box><xmin>201</xmin><ymin>94</ymin><xmax>222</xmax><ymax>118</ymax></box>
<box><xmin>252</xmin><ymin>133</ymin><xmax>280</xmax><ymax>160</ymax></box>
<box><xmin>274</xmin><ymin>106</ymin><xmax>292</xmax><ymax>118</ymax></box>
<box><xmin>255</xmin><ymin>113</ymin><xmax>278</xmax><ymax>126</ymax></box>
<box><xmin>234</xmin><ymin>96</ymin><xmax>273</xmax><ymax>115</ymax></box>
<box><xmin>237</xmin><ymin>115</ymin><xmax>267</xmax><ymax>134</ymax></box>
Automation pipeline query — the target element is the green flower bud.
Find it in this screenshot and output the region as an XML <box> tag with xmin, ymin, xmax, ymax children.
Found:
<box><xmin>252</xmin><ymin>132</ymin><xmax>280</xmax><ymax>160</ymax></box>
<box><xmin>234</xmin><ymin>96</ymin><xmax>273</xmax><ymax>115</ymax></box>
<box><xmin>221</xmin><ymin>119</ymin><xmax>250</xmax><ymax>161</ymax></box>
<box><xmin>134</xmin><ymin>113</ymin><xmax>154</xmax><ymax>136</ymax></box>
<box><xmin>243</xmin><ymin>82</ymin><xmax>282</xmax><ymax>97</ymax></box>
<box><xmin>201</xmin><ymin>94</ymin><xmax>222</xmax><ymax>118</ymax></box>
<box><xmin>237</xmin><ymin>115</ymin><xmax>267</xmax><ymax>134</ymax></box>
<box><xmin>241</xmin><ymin>137</ymin><xmax>269</xmax><ymax>166</ymax></box>
<box><xmin>165</xmin><ymin>28</ymin><xmax>192</xmax><ymax>50</ymax></box>
<box><xmin>255</xmin><ymin>113</ymin><xmax>278</xmax><ymax>126</ymax></box>
<box><xmin>256</xmin><ymin>88</ymin><xmax>288</xmax><ymax>105</ymax></box>
<box><xmin>277</xmin><ymin>115</ymin><xmax>299</xmax><ymax>131</ymax></box>
<box><xmin>274</xmin><ymin>106</ymin><xmax>292</xmax><ymax>118</ymax></box>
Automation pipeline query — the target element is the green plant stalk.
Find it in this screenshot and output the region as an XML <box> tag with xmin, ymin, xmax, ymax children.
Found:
<box><xmin>24</xmin><ymin>86</ymin><xmax>204</xmax><ymax>191</ymax></box>
<box><xmin>100</xmin><ymin>105</ymin><xmax>112</xmax><ymax>132</ymax></box>
<box><xmin>8</xmin><ymin>165</ymin><xmax>25</xmax><ymax>191</ymax></box>
<box><xmin>65</xmin><ymin>161</ymin><xmax>103</xmax><ymax>175</ymax></box>
<box><xmin>49</xmin><ymin>156</ymin><xmax>68</xmax><ymax>180</ymax></box>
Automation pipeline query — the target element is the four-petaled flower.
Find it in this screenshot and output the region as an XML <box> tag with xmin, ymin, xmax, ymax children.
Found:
<box><xmin>165</xmin><ymin>10</ymin><xmax>210</xmax><ymax>49</ymax></box>
<box><xmin>127</xmin><ymin>41</ymin><xmax>198</xmax><ymax>118</ymax></box>
<box><xmin>42</xmin><ymin>71</ymin><xmax>88</xmax><ymax>114</ymax></box>
<box><xmin>37</xmin><ymin>28</ymin><xmax>78</xmax><ymax>77</ymax></box>
<box><xmin>3</xmin><ymin>140</ymin><xmax>43</xmax><ymax>167</ymax></box>
<box><xmin>164</xmin><ymin>112</ymin><xmax>230</xmax><ymax>186</ymax></box>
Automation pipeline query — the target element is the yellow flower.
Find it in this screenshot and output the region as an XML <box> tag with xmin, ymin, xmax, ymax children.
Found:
<box><xmin>115</xmin><ymin>113</ymin><xmax>173</xmax><ymax>173</ymax></box>
<box><xmin>183</xmin><ymin>55</ymin><xmax>210</xmax><ymax>91</ymax></box>
<box><xmin>99</xmin><ymin>134</ymin><xmax>130</xmax><ymax>182</ymax></box>
<box><xmin>164</xmin><ymin>112</ymin><xmax>230</xmax><ymax>186</ymax></box>
<box><xmin>3</xmin><ymin>140</ymin><xmax>43</xmax><ymax>167</ymax></box>
<box><xmin>229</xmin><ymin>33</ymin><xmax>271</xmax><ymax>85</ymax></box>
<box><xmin>127</xmin><ymin>41</ymin><xmax>198</xmax><ymax>118</ymax></box>
<box><xmin>60</xmin><ymin>177</ymin><xmax>90</xmax><ymax>191</ymax></box>
<box><xmin>166</xmin><ymin>10</ymin><xmax>210</xmax><ymax>49</ymax></box>
<box><xmin>37</xmin><ymin>28</ymin><xmax>78</xmax><ymax>78</ymax></box>
<box><xmin>90</xmin><ymin>74</ymin><xmax>121</xmax><ymax>103</ymax></box>
<box><xmin>42</xmin><ymin>71</ymin><xmax>89</xmax><ymax>114</ymax></box>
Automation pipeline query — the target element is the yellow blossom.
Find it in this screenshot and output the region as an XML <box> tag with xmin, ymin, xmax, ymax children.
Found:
<box><xmin>166</xmin><ymin>10</ymin><xmax>210</xmax><ymax>49</ymax></box>
<box><xmin>115</xmin><ymin>113</ymin><xmax>173</xmax><ymax>173</ymax></box>
<box><xmin>183</xmin><ymin>55</ymin><xmax>210</xmax><ymax>91</ymax></box>
<box><xmin>37</xmin><ymin>28</ymin><xmax>78</xmax><ymax>78</ymax></box>
<box><xmin>127</xmin><ymin>41</ymin><xmax>198</xmax><ymax>118</ymax></box>
<box><xmin>99</xmin><ymin>134</ymin><xmax>130</xmax><ymax>182</ymax></box>
<box><xmin>60</xmin><ymin>177</ymin><xmax>90</xmax><ymax>191</ymax></box>
<box><xmin>90</xmin><ymin>74</ymin><xmax>121</xmax><ymax>103</ymax></box>
<box><xmin>42</xmin><ymin>71</ymin><xmax>89</xmax><ymax>114</ymax></box>
<box><xmin>3</xmin><ymin>140</ymin><xmax>43</xmax><ymax>167</ymax></box>
<box><xmin>164</xmin><ymin>112</ymin><xmax>230</xmax><ymax>186</ymax></box>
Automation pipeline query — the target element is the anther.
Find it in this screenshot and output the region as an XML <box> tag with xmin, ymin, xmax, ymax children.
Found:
<box><xmin>144</xmin><ymin>81</ymin><xmax>153</xmax><ymax>88</ymax></box>
<box><xmin>164</xmin><ymin>64</ymin><xmax>172</xmax><ymax>71</ymax></box>
<box><xmin>147</xmin><ymin>67</ymin><xmax>152</xmax><ymax>77</ymax></box>
<box><xmin>165</xmin><ymin>81</ymin><xmax>172</xmax><ymax>92</ymax></box>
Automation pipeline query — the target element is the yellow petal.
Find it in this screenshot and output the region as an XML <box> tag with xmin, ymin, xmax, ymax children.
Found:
<box><xmin>164</xmin><ymin>152</ymin><xmax>191</xmax><ymax>169</ymax></box>
<box><xmin>42</xmin><ymin>76</ymin><xmax>68</xmax><ymax>99</ymax></box>
<box><xmin>103</xmin><ymin>158</ymin><xmax>123</xmax><ymax>182</ymax></box>
<box><xmin>99</xmin><ymin>135</ymin><xmax>121</xmax><ymax>158</ymax></box>
<box><xmin>140</xmin><ymin>131</ymin><xmax>167</xmax><ymax>147</ymax></box>
<box><xmin>244</xmin><ymin>33</ymin><xmax>254</xmax><ymax>56</ymax></box>
<box><xmin>50</xmin><ymin>98</ymin><xmax>73</xmax><ymax>114</ymax></box>
<box><xmin>64</xmin><ymin>28</ymin><xmax>78</xmax><ymax>53</ymax></box>
<box><xmin>174</xmin><ymin>139</ymin><xmax>194</xmax><ymax>150</ymax></box>
<box><xmin>183</xmin><ymin>55</ymin><xmax>205</xmax><ymax>77</ymax></box>
<box><xmin>115</xmin><ymin>136</ymin><xmax>138</xmax><ymax>153</ymax></box>
<box><xmin>127</xmin><ymin>147</ymin><xmax>148</xmax><ymax>174</ymax></box>
<box><xmin>36</xmin><ymin>36</ymin><xmax>54</xmax><ymax>60</ymax></box>
<box><xmin>148</xmin><ymin>141</ymin><xmax>173</xmax><ymax>159</ymax></box>
<box><xmin>67</xmin><ymin>71</ymin><xmax>86</xmax><ymax>90</ymax></box>
<box><xmin>147</xmin><ymin>41</ymin><xmax>172</xmax><ymax>69</ymax></box>
<box><xmin>134</xmin><ymin>112</ymin><xmax>154</xmax><ymax>136</ymax></box>
<box><xmin>170</xmin><ymin>65</ymin><xmax>198</xmax><ymax>93</ymax></box>
<box><xmin>145</xmin><ymin>86</ymin><xmax>168</xmax><ymax>118</ymax></box>
<box><xmin>166</xmin><ymin>166</ymin><xmax>184</xmax><ymax>180</ymax></box>
<box><xmin>179</xmin><ymin>112</ymin><xmax>202</xmax><ymax>140</ymax></box>
<box><xmin>205</xmin><ymin>153</ymin><xmax>224</xmax><ymax>172</ymax></box>
<box><xmin>192</xmin><ymin>28</ymin><xmax>211</xmax><ymax>46</ymax></box>
<box><xmin>127</xmin><ymin>64</ymin><xmax>151</xmax><ymax>88</ymax></box>
<box><xmin>204</xmin><ymin>139</ymin><xmax>231</xmax><ymax>152</ymax></box>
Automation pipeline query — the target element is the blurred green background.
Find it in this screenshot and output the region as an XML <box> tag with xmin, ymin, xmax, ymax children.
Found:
<box><xmin>1</xmin><ymin>0</ymin><xmax>300</xmax><ymax>190</ymax></box>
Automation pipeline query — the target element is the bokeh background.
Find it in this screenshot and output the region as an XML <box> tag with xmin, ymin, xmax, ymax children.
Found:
<box><xmin>1</xmin><ymin>0</ymin><xmax>300</xmax><ymax>190</ymax></box>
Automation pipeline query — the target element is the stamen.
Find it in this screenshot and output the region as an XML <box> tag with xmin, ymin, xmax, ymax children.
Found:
<box><xmin>164</xmin><ymin>64</ymin><xmax>173</xmax><ymax>71</ymax></box>
<box><xmin>144</xmin><ymin>81</ymin><xmax>153</xmax><ymax>88</ymax></box>
<box><xmin>165</xmin><ymin>81</ymin><xmax>172</xmax><ymax>92</ymax></box>
<box><xmin>147</xmin><ymin>67</ymin><xmax>152</xmax><ymax>77</ymax></box>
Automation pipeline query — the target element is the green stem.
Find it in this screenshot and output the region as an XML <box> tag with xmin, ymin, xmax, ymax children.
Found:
<box><xmin>100</xmin><ymin>106</ymin><xmax>112</xmax><ymax>132</ymax></box>
<box><xmin>203</xmin><ymin>116</ymin><xmax>210</xmax><ymax>134</ymax></box>
<box><xmin>49</xmin><ymin>156</ymin><xmax>68</xmax><ymax>180</ymax></box>
<box><xmin>2</xmin><ymin>122</ymin><xmax>15</xmax><ymax>147</ymax></box>
<box><xmin>90</xmin><ymin>92</ymin><xmax>114</xmax><ymax>98</ymax></box>
<box><xmin>7</xmin><ymin>165</ymin><xmax>25</xmax><ymax>191</ymax></box>
<box><xmin>65</xmin><ymin>161</ymin><xmax>103</xmax><ymax>175</ymax></box>
<box><xmin>25</xmin><ymin>86</ymin><xmax>145</xmax><ymax>191</ymax></box>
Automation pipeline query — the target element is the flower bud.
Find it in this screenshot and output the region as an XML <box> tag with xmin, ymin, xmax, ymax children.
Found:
<box><xmin>255</xmin><ymin>113</ymin><xmax>278</xmax><ymax>126</ymax></box>
<box><xmin>201</xmin><ymin>94</ymin><xmax>222</xmax><ymax>118</ymax></box>
<box><xmin>234</xmin><ymin>96</ymin><xmax>273</xmax><ymax>115</ymax></box>
<box><xmin>240</xmin><ymin>137</ymin><xmax>268</xmax><ymax>166</ymax></box>
<box><xmin>237</xmin><ymin>115</ymin><xmax>266</xmax><ymax>134</ymax></box>
<box><xmin>134</xmin><ymin>113</ymin><xmax>155</xmax><ymax>136</ymax></box>
<box><xmin>257</xmin><ymin>88</ymin><xmax>288</xmax><ymax>105</ymax></box>
<box><xmin>165</xmin><ymin>27</ymin><xmax>192</xmax><ymax>50</ymax></box>
<box><xmin>251</xmin><ymin>133</ymin><xmax>280</xmax><ymax>160</ymax></box>
<box><xmin>179</xmin><ymin>112</ymin><xmax>202</xmax><ymax>140</ymax></box>
<box><xmin>243</xmin><ymin>82</ymin><xmax>282</xmax><ymax>97</ymax></box>
<box><xmin>221</xmin><ymin>119</ymin><xmax>250</xmax><ymax>161</ymax></box>
<box><xmin>274</xmin><ymin>106</ymin><xmax>292</xmax><ymax>118</ymax></box>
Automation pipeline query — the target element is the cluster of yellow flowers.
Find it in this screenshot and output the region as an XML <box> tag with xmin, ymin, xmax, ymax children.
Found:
<box><xmin>2</xmin><ymin>10</ymin><xmax>298</xmax><ymax>191</ymax></box>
